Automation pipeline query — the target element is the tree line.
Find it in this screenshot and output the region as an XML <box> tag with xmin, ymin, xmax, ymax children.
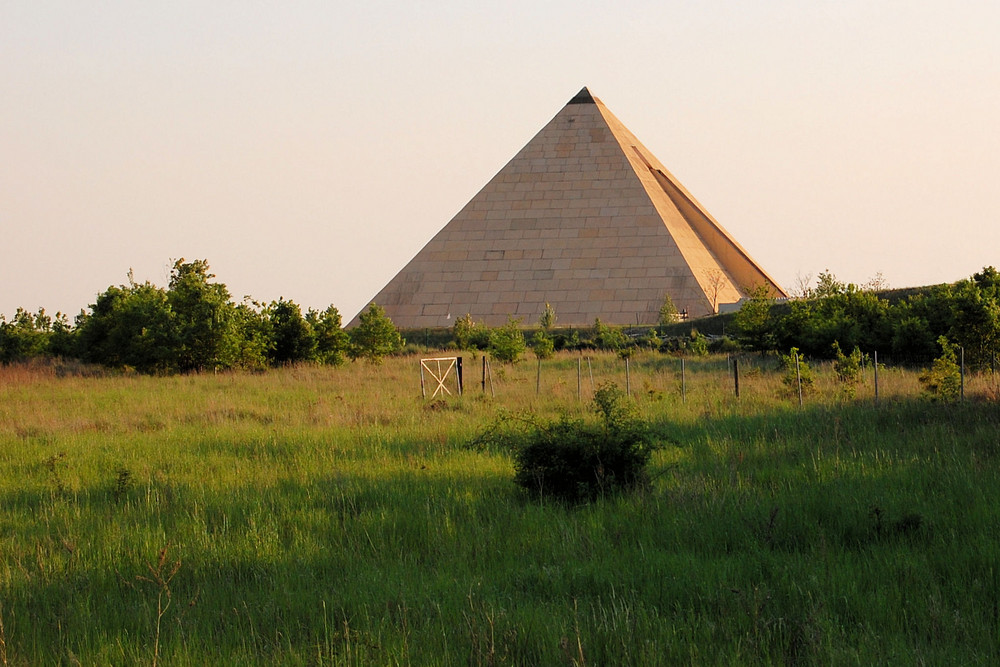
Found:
<box><xmin>4</xmin><ymin>260</ymin><xmax>999</xmax><ymax>373</ymax></box>
<box><xmin>0</xmin><ymin>259</ymin><xmax>403</xmax><ymax>372</ymax></box>
<box><xmin>733</xmin><ymin>266</ymin><xmax>1000</xmax><ymax>368</ymax></box>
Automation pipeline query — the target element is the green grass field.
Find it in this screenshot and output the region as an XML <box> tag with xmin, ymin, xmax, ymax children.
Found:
<box><xmin>2</xmin><ymin>353</ymin><xmax>999</xmax><ymax>664</ymax></box>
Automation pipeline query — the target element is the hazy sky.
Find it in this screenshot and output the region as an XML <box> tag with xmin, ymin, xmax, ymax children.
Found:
<box><xmin>3</xmin><ymin>1</ymin><xmax>998</xmax><ymax>322</ymax></box>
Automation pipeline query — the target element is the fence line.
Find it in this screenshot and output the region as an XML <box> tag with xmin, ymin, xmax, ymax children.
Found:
<box><xmin>460</xmin><ymin>349</ymin><xmax>994</xmax><ymax>405</ymax></box>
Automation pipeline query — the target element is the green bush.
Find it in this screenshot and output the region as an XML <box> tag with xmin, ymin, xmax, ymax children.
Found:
<box><xmin>919</xmin><ymin>336</ymin><xmax>961</xmax><ymax>401</ymax></box>
<box><xmin>531</xmin><ymin>330</ymin><xmax>555</xmax><ymax>360</ymax></box>
<box><xmin>489</xmin><ymin>316</ymin><xmax>526</xmax><ymax>364</ymax></box>
<box><xmin>780</xmin><ymin>347</ymin><xmax>814</xmax><ymax>396</ymax></box>
<box><xmin>832</xmin><ymin>341</ymin><xmax>864</xmax><ymax>399</ymax></box>
<box><xmin>472</xmin><ymin>383</ymin><xmax>659</xmax><ymax>503</ymax></box>
<box><xmin>349</xmin><ymin>303</ymin><xmax>404</xmax><ymax>364</ymax></box>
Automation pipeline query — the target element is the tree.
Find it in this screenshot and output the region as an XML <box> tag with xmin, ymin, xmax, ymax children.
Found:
<box><xmin>538</xmin><ymin>302</ymin><xmax>557</xmax><ymax>331</ymax></box>
<box><xmin>790</xmin><ymin>272</ymin><xmax>815</xmax><ymax>299</ymax></box>
<box><xmin>919</xmin><ymin>336</ymin><xmax>961</xmax><ymax>401</ymax></box>
<box><xmin>733</xmin><ymin>284</ymin><xmax>775</xmax><ymax>351</ymax></box>
<box><xmin>703</xmin><ymin>269</ymin><xmax>728</xmax><ymax>314</ymax></box>
<box><xmin>306</xmin><ymin>305</ymin><xmax>350</xmax><ymax>366</ymax></box>
<box><xmin>231</xmin><ymin>299</ymin><xmax>271</xmax><ymax>371</ymax></box>
<box><xmin>76</xmin><ymin>279</ymin><xmax>177</xmax><ymax>373</ymax></box>
<box><xmin>0</xmin><ymin>308</ymin><xmax>58</xmax><ymax>362</ymax></box>
<box><xmin>267</xmin><ymin>298</ymin><xmax>316</xmax><ymax>365</ymax></box>
<box><xmin>488</xmin><ymin>316</ymin><xmax>526</xmax><ymax>364</ymax></box>
<box><xmin>592</xmin><ymin>318</ymin><xmax>627</xmax><ymax>351</ymax></box>
<box><xmin>531</xmin><ymin>330</ymin><xmax>554</xmax><ymax>360</ymax></box>
<box><xmin>861</xmin><ymin>272</ymin><xmax>890</xmax><ymax>292</ymax></box>
<box><xmin>832</xmin><ymin>341</ymin><xmax>864</xmax><ymax>399</ymax></box>
<box><xmin>946</xmin><ymin>273</ymin><xmax>1000</xmax><ymax>369</ymax></box>
<box><xmin>658</xmin><ymin>294</ymin><xmax>679</xmax><ymax>328</ymax></box>
<box><xmin>349</xmin><ymin>303</ymin><xmax>404</xmax><ymax>364</ymax></box>
<box><xmin>813</xmin><ymin>270</ymin><xmax>845</xmax><ymax>298</ymax></box>
<box><xmin>167</xmin><ymin>259</ymin><xmax>238</xmax><ymax>371</ymax></box>
<box><xmin>453</xmin><ymin>313</ymin><xmax>486</xmax><ymax>350</ymax></box>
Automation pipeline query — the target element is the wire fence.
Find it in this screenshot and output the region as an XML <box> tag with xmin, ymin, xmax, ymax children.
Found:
<box><xmin>461</xmin><ymin>349</ymin><xmax>1000</xmax><ymax>406</ymax></box>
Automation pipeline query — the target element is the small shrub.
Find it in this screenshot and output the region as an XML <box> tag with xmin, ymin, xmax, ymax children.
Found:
<box><xmin>531</xmin><ymin>330</ymin><xmax>555</xmax><ymax>360</ymax></box>
<box><xmin>832</xmin><ymin>341</ymin><xmax>864</xmax><ymax>399</ymax></box>
<box><xmin>919</xmin><ymin>336</ymin><xmax>961</xmax><ymax>401</ymax></box>
<box><xmin>454</xmin><ymin>314</ymin><xmax>487</xmax><ymax>350</ymax></box>
<box><xmin>658</xmin><ymin>294</ymin><xmax>679</xmax><ymax>327</ymax></box>
<box><xmin>687</xmin><ymin>329</ymin><xmax>709</xmax><ymax>356</ymax></box>
<box><xmin>489</xmin><ymin>317</ymin><xmax>526</xmax><ymax>364</ymax></box>
<box><xmin>708</xmin><ymin>336</ymin><xmax>741</xmax><ymax>354</ymax></box>
<box><xmin>780</xmin><ymin>347</ymin><xmax>814</xmax><ymax>396</ymax></box>
<box><xmin>349</xmin><ymin>303</ymin><xmax>404</xmax><ymax>364</ymax></box>
<box><xmin>592</xmin><ymin>319</ymin><xmax>627</xmax><ymax>351</ymax></box>
<box><xmin>112</xmin><ymin>466</ymin><xmax>133</xmax><ymax>504</ymax></box>
<box><xmin>472</xmin><ymin>383</ymin><xmax>659</xmax><ymax>503</ymax></box>
<box><xmin>538</xmin><ymin>302</ymin><xmax>557</xmax><ymax>331</ymax></box>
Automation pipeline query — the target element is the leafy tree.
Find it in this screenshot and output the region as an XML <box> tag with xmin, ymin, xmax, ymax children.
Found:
<box><xmin>779</xmin><ymin>347</ymin><xmax>814</xmax><ymax>396</ymax></box>
<box><xmin>775</xmin><ymin>285</ymin><xmax>890</xmax><ymax>358</ymax></box>
<box><xmin>349</xmin><ymin>303</ymin><xmax>404</xmax><ymax>364</ymax></box>
<box><xmin>658</xmin><ymin>294</ymin><xmax>679</xmax><ymax>328</ymax></box>
<box><xmin>306</xmin><ymin>305</ymin><xmax>349</xmax><ymax>366</ymax></box>
<box><xmin>686</xmin><ymin>329</ymin><xmax>709</xmax><ymax>356</ymax></box>
<box><xmin>0</xmin><ymin>308</ymin><xmax>57</xmax><ymax>362</ymax></box>
<box><xmin>231</xmin><ymin>299</ymin><xmax>270</xmax><ymax>371</ymax></box>
<box><xmin>453</xmin><ymin>313</ymin><xmax>487</xmax><ymax>350</ymax></box>
<box><xmin>531</xmin><ymin>330</ymin><xmax>554</xmax><ymax>360</ymax></box>
<box><xmin>76</xmin><ymin>279</ymin><xmax>177</xmax><ymax>373</ymax></box>
<box><xmin>813</xmin><ymin>270</ymin><xmax>846</xmax><ymax>298</ymax></box>
<box><xmin>888</xmin><ymin>299</ymin><xmax>939</xmax><ymax>362</ymax></box>
<box><xmin>592</xmin><ymin>318</ymin><xmax>627</xmax><ymax>351</ymax></box>
<box><xmin>733</xmin><ymin>284</ymin><xmax>775</xmax><ymax>351</ymax></box>
<box><xmin>832</xmin><ymin>341</ymin><xmax>864</xmax><ymax>399</ymax></box>
<box><xmin>167</xmin><ymin>259</ymin><xmax>238</xmax><ymax>371</ymax></box>
<box><xmin>538</xmin><ymin>302</ymin><xmax>557</xmax><ymax>331</ymax></box>
<box><xmin>488</xmin><ymin>316</ymin><xmax>526</xmax><ymax>364</ymax></box>
<box><xmin>267</xmin><ymin>298</ymin><xmax>316</xmax><ymax>365</ymax></box>
<box><xmin>946</xmin><ymin>273</ymin><xmax>1000</xmax><ymax>369</ymax></box>
<box><xmin>919</xmin><ymin>336</ymin><xmax>961</xmax><ymax>401</ymax></box>
<box><xmin>46</xmin><ymin>311</ymin><xmax>76</xmax><ymax>358</ymax></box>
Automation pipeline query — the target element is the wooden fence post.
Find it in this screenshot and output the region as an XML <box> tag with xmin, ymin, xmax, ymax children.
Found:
<box><xmin>794</xmin><ymin>351</ymin><xmax>802</xmax><ymax>407</ymax></box>
<box><xmin>960</xmin><ymin>346</ymin><xmax>965</xmax><ymax>400</ymax></box>
<box><xmin>734</xmin><ymin>357</ymin><xmax>740</xmax><ymax>399</ymax></box>
<box><xmin>874</xmin><ymin>350</ymin><xmax>879</xmax><ymax>403</ymax></box>
<box><xmin>625</xmin><ymin>357</ymin><xmax>631</xmax><ymax>396</ymax></box>
<box><xmin>681</xmin><ymin>358</ymin><xmax>686</xmax><ymax>403</ymax></box>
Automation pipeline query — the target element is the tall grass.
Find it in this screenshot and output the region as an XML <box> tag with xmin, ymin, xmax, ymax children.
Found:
<box><xmin>1</xmin><ymin>353</ymin><xmax>999</xmax><ymax>663</ymax></box>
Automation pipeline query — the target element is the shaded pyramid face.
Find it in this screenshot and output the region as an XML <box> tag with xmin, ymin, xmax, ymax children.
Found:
<box><xmin>354</xmin><ymin>87</ymin><xmax>786</xmax><ymax>328</ymax></box>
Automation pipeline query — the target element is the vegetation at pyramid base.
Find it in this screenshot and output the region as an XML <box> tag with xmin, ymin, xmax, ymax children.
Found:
<box><xmin>487</xmin><ymin>316</ymin><xmax>526</xmax><ymax>364</ymax></box>
<box><xmin>4</xmin><ymin>263</ymin><xmax>1000</xmax><ymax>373</ymax></box>
<box><xmin>0</xmin><ymin>259</ymin><xmax>360</xmax><ymax>373</ymax></box>
<box><xmin>918</xmin><ymin>336</ymin><xmax>962</xmax><ymax>401</ymax></box>
<box><xmin>348</xmin><ymin>303</ymin><xmax>404</xmax><ymax>364</ymax></box>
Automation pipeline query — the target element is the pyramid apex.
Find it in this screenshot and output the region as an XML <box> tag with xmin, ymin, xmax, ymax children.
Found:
<box><xmin>568</xmin><ymin>87</ymin><xmax>595</xmax><ymax>105</ymax></box>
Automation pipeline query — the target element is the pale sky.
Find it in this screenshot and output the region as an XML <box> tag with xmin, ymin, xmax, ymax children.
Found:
<box><xmin>3</xmin><ymin>1</ymin><xmax>998</xmax><ymax>322</ymax></box>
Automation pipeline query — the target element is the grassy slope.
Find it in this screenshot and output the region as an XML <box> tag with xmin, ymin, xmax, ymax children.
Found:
<box><xmin>1</xmin><ymin>355</ymin><xmax>999</xmax><ymax>664</ymax></box>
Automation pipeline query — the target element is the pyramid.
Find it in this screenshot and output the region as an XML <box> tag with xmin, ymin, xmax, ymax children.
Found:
<box><xmin>353</xmin><ymin>87</ymin><xmax>786</xmax><ymax>329</ymax></box>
